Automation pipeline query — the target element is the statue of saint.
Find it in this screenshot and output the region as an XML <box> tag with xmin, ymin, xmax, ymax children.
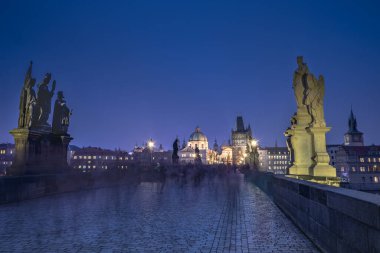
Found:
<box><xmin>293</xmin><ymin>56</ymin><xmax>309</xmax><ymax>107</ymax></box>
<box><xmin>194</xmin><ymin>146</ymin><xmax>202</xmax><ymax>165</ymax></box>
<box><xmin>172</xmin><ymin>138</ymin><xmax>179</xmax><ymax>164</ymax></box>
<box><xmin>25</xmin><ymin>78</ymin><xmax>37</xmax><ymax>128</ymax></box>
<box><xmin>17</xmin><ymin>62</ymin><xmax>38</xmax><ymax>128</ymax></box>
<box><xmin>305</xmin><ymin>72</ymin><xmax>326</xmax><ymax>127</ymax></box>
<box><xmin>36</xmin><ymin>73</ymin><xmax>56</xmax><ymax>126</ymax></box>
<box><xmin>52</xmin><ymin>91</ymin><xmax>72</xmax><ymax>134</ymax></box>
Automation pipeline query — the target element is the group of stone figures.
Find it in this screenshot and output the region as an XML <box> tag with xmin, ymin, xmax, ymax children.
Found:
<box><xmin>17</xmin><ymin>62</ymin><xmax>71</xmax><ymax>134</ymax></box>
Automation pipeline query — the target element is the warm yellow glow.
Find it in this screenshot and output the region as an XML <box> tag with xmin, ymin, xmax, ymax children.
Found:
<box><xmin>251</xmin><ymin>139</ymin><xmax>258</xmax><ymax>147</ymax></box>
<box><xmin>148</xmin><ymin>140</ymin><xmax>155</xmax><ymax>149</ymax></box>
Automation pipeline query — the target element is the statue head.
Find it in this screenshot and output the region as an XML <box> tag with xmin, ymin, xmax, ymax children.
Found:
<box><xmin>297</xmin><ymin>56</ymin><xmax>304</xmax><ymax>66</ymax></box>
<box><xmin>42</xmin><ymin>73</ymin><xmax>51</xmax><ymax>85</ymax></box>
<box><xmin>57</xmin><ymin>91</ymin><xmax>64</xmax><ymax>100</ymax></box>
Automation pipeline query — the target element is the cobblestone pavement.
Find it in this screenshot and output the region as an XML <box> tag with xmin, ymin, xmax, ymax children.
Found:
<box><xmin>0</xmin><ymin>173</ymin><xmax>319</xmax><ymax>252</ymax></box>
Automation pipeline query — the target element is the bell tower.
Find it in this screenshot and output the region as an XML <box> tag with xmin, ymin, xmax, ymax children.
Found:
<box><xmin>344</xmin><ymin>109</ymin><xmax>364</xmax><ymax>146</ymax></box>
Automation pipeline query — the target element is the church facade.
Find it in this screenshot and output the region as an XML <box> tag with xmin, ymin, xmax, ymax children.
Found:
<box><xmin>179</xmin><ymin>127</ymin><xmax>214</xmax><ymax>164</ymax></box>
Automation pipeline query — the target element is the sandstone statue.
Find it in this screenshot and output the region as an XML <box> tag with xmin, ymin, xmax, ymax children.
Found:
<box><xmin>36</xmin><ymin>73</ymin><xmax>56</xmax><ymax>127</ymax></box>
<box><xmin>293</xmin><ymin>56</ymin><xmax>309</xmax><ymax>108</ymax></box>
<box><xmin>18</xmin><ymin>62</ymin><xmax>38</xmax><ymax>128</ymax></box>
<box><xmin>305</xmin><ymin>74</ymin><xmax>326</xmax><ymax>127</ymax></box>
<box><xmin>52</xmin><ymin>91</ymin><xmax>72</xmax><ymax>134</ymax></box>
<box><xmin>286</xmin><ymin>56</ymin><xmax>336</xmax><ymax>179</ymax></box>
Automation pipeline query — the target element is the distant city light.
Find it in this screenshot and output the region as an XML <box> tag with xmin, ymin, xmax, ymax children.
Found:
<box><xmin>148</xmin><ymin>139</ymin><xmax>155</xmax><ymax>149</ymax></box>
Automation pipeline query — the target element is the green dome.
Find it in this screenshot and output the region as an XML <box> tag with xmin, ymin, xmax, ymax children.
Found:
<box><xmin>189</xmin><ymin>127</ymin><xmax>207</xmax><ymax>141</ymax></box>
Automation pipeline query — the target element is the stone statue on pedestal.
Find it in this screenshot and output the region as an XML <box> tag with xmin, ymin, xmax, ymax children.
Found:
<box><xmin>52</xmin><ymin>91</ymin><xmax>72</xmax><ymax>134</ymax></box>
<box><xmin>285</xmin><ymin>56</ymin><xmax>336</xmax><ymax>179</ymax></box>
<box><xmin>172</xmin><ymin>138</ymin><xmax>179</xmax><ymax>164</ymax></box>
<box><xmin>9</xmin><ymin>62</ymin><xmax>73</xmax><ymax>176</ymax></box>
<box><xmin>36</xmin><ymin>73</ymin><xmax>56</xmax><ymax>127</ymax></box>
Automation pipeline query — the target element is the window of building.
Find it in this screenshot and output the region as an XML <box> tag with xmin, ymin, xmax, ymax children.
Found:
<box><xmin>360</xmin><ymin>158</ymin><xmax>364</xmax><ymax>163</ymax></box>
<box><xmin>374</xmin><ymin>176</ymin><xmax>379</xmax><ymax>183</ymax></box>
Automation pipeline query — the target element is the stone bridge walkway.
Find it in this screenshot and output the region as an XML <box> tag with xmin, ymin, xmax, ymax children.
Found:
<box><xmin>0</xmin><ymin>174</ymin><xmax>318</xmax><ymax>252</ymax></box>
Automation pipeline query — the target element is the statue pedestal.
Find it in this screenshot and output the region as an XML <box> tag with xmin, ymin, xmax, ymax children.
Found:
<box><xmin>288</xmin><ymin>106</ymin><xmax>314</xmax><ymax>176</ymax></box>
<box><xmin>309</xmin><ymin>126</ymin><xmax>337</xmax><ymax>177</ymax></box>
<box><xmin>8</xmin><ymin>128</ymin><xmax>72</xmax><ymax>176</ymax></box>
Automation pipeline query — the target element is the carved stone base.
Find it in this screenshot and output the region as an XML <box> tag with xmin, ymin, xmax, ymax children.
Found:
<box><xmin>309</xmin><ymin>126</ymin><xmax>337</xmax><ymax>177</ymax></box>
<box><xmin>287</xmin><ymin>106</ymin><xmax>314</xmax><ymax>176</ymax></box>
<box><xmin>8</xmin><ymin>128</ymin><xmax>72</xmax><ymax>176</ymax></box>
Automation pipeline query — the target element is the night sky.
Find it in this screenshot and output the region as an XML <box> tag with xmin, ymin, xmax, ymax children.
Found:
<box><xmin>1</xmin><ymin>0</ymin><xmax>380</xmax><ymax>150</ymax></box>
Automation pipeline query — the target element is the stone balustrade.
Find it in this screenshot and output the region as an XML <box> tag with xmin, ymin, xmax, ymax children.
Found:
<box><xmin>251</xmin><ymin>172</ymin><xmax>380</xmax><ymax>252</ymax></box>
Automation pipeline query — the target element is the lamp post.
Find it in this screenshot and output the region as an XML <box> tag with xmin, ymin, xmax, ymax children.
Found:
<box><xmin>147</xmin><ymin>139</ymin><xmax>154</xmax><ymax>164</ymax></box>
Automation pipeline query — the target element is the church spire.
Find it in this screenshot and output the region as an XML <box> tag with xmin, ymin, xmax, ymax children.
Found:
<box><xmin>344</xmin><ymin>107</ymin><xmax>364</xmax><ymax>146</ymax></box>
<box><xmin>348</xmin><ymin>108</ymin><xmax>359</xmax><ymax>133</ymax></box>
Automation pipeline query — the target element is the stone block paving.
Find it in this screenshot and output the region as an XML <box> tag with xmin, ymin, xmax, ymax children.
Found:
<box><xmin>0</xmin><ymin>174</ymin><xmax>319</xmax><ymax>252</ymax></box>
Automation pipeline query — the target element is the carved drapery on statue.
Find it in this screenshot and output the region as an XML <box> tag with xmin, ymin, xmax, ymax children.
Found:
<box><xmin>52</xmin><ymin>91</ymin><xmax>72</xmax><ymax>134</ymax></box>
<box><xmin>18</xmin><ymin>62</ymin><xmax>38</xmax><ymax>128</ymax></box>
<box><xmin>35</xmin><ymin>73</ymin><xmax>56</xmax><ymax>127</ymax></box>
<box><xmin>305</xmin><ymin>74</ymin><xmax>325</xmax><ymax>127</ymax></box>
<box><xmin>292</xmin><ymin>56</ymin><xmax>326</xmax><ymax>127</ymax></box>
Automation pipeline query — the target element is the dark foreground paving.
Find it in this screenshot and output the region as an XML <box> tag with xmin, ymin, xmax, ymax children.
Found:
<box><xmin>0</xmin><ymin>173</ymin><xmax>318</xmax><ymax>252</ymax></box>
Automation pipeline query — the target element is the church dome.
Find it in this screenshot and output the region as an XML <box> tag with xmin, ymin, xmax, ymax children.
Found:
<box><xmin>189</xmin><ymin>127</ymin><xmax>207</xmax><ymax>142</ymax></box>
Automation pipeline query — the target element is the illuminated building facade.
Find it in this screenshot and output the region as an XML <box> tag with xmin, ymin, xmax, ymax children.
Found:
<box><xmin>258</xmin><ymin>146</ymin><xmax>290</xmax><ymax>174</ymax></box>
<box><xmin>0</xmin><ymin>143</ymin><xmax>15</xmax><ymax>175</ymax></box>
<box><xmin>179</xmin><ymin>127</ymin><xmax>219</xmax><ymax>164</ymax></box>
<box><xmin>231</xmin><ymin>116</ymin><xmax>253</xmax><ymax>165</ymax></box>
<box><xmin>335</xmin><ymin>145</ymin><xmax>380</xmax><ymax>190</ymax></box>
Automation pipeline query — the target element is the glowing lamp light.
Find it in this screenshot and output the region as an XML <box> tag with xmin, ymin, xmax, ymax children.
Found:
<box><xmin>251</xmin><ymin>139</ymin><xmax>258</xmax><ymax>147</ymax></box>
<box><xmin>148</xmin><ymin>139</ymin><xmax>155</xmax><ymax>149</ymax></box>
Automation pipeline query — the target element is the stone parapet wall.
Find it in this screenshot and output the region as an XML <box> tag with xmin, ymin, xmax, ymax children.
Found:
<box><xmin>251</xmin><ymin>172</ymin><xmax>380</xmax><ymax>253</ymax></box>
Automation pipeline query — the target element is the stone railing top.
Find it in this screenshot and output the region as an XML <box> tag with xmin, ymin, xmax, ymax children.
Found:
<box><xmin>274</xmin><ymin>174</ymin><xmax>380</xmax><ymax>205</ymax></box>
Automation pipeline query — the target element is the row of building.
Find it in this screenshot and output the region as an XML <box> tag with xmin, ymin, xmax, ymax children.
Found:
<box><xmin>1</xmin><ymin>111</ymin><xmax>380</xmax><ymax>190</ymax></box>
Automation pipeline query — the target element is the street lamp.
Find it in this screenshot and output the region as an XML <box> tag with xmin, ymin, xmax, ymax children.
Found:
<box><xmin>147</xmin><ymin>139</ymin><xmax>155</xmax><ymax>165</ymax></box>
<box><xmin>148</xmin><ymin>139</ymin><xmax>155</xmax><ymax>149</ymax></box>
<box><xmin>251</xmin><ymin>139</ymin><xmax>258</xmax><ymax>147</ymax></box>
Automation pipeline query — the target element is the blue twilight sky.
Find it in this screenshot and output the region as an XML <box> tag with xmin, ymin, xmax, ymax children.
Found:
<box><xmin>0</xmin><ymin>0</ymin><xmax>380</xmax><ymax>150</ymax></box>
